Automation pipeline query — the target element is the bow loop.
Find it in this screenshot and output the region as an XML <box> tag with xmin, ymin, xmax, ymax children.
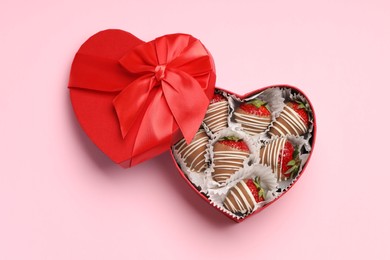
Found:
<box><xmin>119</xmin><ymin>41</ymin><xmax>157</xmax><ymax>74</ymax></box>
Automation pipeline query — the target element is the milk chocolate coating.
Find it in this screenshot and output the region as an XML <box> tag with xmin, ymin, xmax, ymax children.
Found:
<box><xmin>234</xmin><ymin>107</ymin><xmax>272</xmax><ymax>135</ymax></box>
<box><xmin>175</xmin><ymin>129</ymin><xmax>209</xmax><ymax>172</ymax></box>
<box><xmin>268</xmin><ymin>105</ymin><xmax>307</xmax><ymax>137</ymax></box>
<box><xmin>203</xmin><ymin>100</ymin><xmax>229</xmax><ymax>133</ymax></box>
<box><xmin>223</xmin><ymin>180</ymin><xmax>256</xmax><ymax>215</ymax></box>
<box><xmin>259</xmin><ymin>137</ymin><xmax>288</xmax><ymax>181</ymax></box>
<box><xmin>212</xmin><ymin>142</ymin><xmax>249</xmax><ymax>184</ymax></box>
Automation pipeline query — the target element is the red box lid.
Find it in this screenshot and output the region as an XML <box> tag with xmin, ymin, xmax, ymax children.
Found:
<box><xmin>68</xmin><ymin>29</ymin><xmax>216</xmax><ymax>167</ymax></box>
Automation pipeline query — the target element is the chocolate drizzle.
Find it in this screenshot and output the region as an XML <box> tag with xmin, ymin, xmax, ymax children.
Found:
<box><xmin>223</xmin><ymin>180</ymin><xmax>256</xmax><ymax>215</ymax></box>
<box><xmin>175</xmin><ymin>129</ymin><xmax>209</xmax><ymax>172</ymax></box>
<box><xmin>259</xmin><ymin>137</ymin><xmax>288</xmax><ymax>181</ymax></box>
<box><xmin>203</xmin><ymin>100</ymin><xmax>229</xmax><ymax>133</ymax></box>
<box><xmin>234</xmin><ymin>107</ymin><xmax>271</xmax><ymax>135</ymax></box>
<box><xmin>269</xmin><ymin>105</ymin><xmax>308</xmax><ymax>137</ymax></box>
<box><xmin>212</xmin><ymin>142</ymin><xmax>249</xmax><ymax>184</ymax></box>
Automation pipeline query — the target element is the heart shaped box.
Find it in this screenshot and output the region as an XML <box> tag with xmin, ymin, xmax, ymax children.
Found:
<box><xmin>69</xmin><ymin>30</ymin><xmax>316</xmax><ymax>222</ymax></box>
<box><xmin>171</xmin><ymin>86</ymin><xmax>316</xmax><ymax>222</ymax></box>
<box><xmin>69</xmin><ymin>29</ymin><xmax>216</xmax><ymax>167</ymax></box>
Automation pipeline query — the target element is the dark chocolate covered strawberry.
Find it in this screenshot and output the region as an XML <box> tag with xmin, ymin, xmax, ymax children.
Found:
<box><xmin>212</xmin><ymin>136</ymin><xmax>250</xmax><ymax>184</ymax></box>
<box><xmin>269</xmin><ymin>101</ymin><xmax>309</xmax><ymax>137</ymax></box>
<box><xmin>234</xmin><ymin>99</ymin><xmax>272</xmax><ymax>135</ymax></box>
<box><xmin>223</xmin><ymin>177</ymin><xmax>265</xmax><ymax>215</ymax></box>
<box><xmin>259</xmin><ymin>137</ymin><xmax>301</xmax><ymax>181</ymax></box>
<box><xmin>203</xmin><ymin>93</ymin><xmax>229</xmax><ymax>133</ymax></box>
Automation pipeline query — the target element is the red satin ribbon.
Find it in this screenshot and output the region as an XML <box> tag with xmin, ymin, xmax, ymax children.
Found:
<box><xmin>69</xmin><ymin>34</ymin><xmax>215</xmax><ymax>164</ymax></box>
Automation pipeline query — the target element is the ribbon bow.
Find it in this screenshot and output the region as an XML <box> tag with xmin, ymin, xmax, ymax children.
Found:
<box><xmin>116</xmin><ymin>34</ymin><xmax>213</xmax><ymax>142</ymax></box>
<box><xmin>69</xmin><ymin>33</ymin><xmax>215</xmax><ymax>165</ymax></box>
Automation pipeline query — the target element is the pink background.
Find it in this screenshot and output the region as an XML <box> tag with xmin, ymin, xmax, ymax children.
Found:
<box><xmin>1</xmin><ymin>0</ymin><xmax>389</xmax><ymax>259</ymax></box>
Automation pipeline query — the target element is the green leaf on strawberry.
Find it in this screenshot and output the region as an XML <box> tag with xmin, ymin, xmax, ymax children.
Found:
<box><xmin>253</xmin><ymin>177</ymin><xmax>265</xmax><ymax>200</ymax></box>
<box><xmin>293</xmin><ymin>148</ymin><xmax>300</xmax><ymax>159</ymax></box>
<box><xmin>296</xmin><ymin>101</ymin><xmax>307</xmax><ymax>110</ymax></box>
<box><xmin>287</xmin><ymin>160</ymin><xmax>296</xmax><ymax>166</ymax></box>
<box><xmin>282</xmin><ymin>143</ymin><xmax>301</xmax><ymax>179</ymax></box>
<box><xmin>285</xmin><ymin>165</ymin><xmax>298</xmax><ymax>175</ymax></box>
<box><xmin>221</xmin><ymin>136</ymin><xmax>241</xmax><ymax>141</ymax></box>
<box><xmin>258</xmin><ymin>187</ymin><xmax>265</xmax><ymax>200</ymax></box>
<box><xmin>253</xmin><ymin>177</ymin><xmax>261</xmax><ymax>189</ymax></box>
<box><xmin>248</xmin><ymin>99</ymin><xmax>267</xmax><ymax>108</ymax></box>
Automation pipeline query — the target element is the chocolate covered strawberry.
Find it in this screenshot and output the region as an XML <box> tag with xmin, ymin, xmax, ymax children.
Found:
<box><xmin>289</xmin><ymin>101</ymin><xmax>309</xmax><ymax>126</ymax></box>
<box><xmin>259</xmin><ymin>137</ymin><xmax>301</xmax><ymax>181</ymax></box>
<box><xmin>212</xmin><ymin>136</ymin><xmax>250</xmax><ymax>184</ymax></box>
<box><xmin>269</xmin><ymin>101</ymin><xmax>309</xmax><ymax>137</ymax></box>
<box><xmin>234</xmin><ymin>99</ymin><xmax>272</xmax><ymax>135</ymax></box>
<box><xmin>223</xmin><ymin>177</ymin><xmax>265</xmax><ymax>215</ymax></box>
<box><xmin>203</xmin><ymin>93</ymin><xmax>229</xmax><ymax>133</ymax></box>
<box><xmin>175</xmin><ymin>128</ymin><xmax>209</xmax><ymax>172</ymax></box>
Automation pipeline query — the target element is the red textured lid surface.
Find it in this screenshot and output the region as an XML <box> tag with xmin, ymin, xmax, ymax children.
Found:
<box><xmin>69</xmin><ymin>29</ymin><xmax>216</xmax><ymax>167</ymax></box>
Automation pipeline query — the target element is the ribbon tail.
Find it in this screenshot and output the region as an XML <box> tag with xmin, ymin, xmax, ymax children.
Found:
<box><xmin>162</xmin><ymin>71</ymin><xmax>210</xmax><ymax>144</ymax></box>
<box><xmin>130</xmin><ymin>89</ymin><xmax>176</xmax><ymax>165</ymax></box>
<box><xmin>113</xmin><ymin>75</ymin><xmax>155</xmax><ymax>138</ymax></box>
